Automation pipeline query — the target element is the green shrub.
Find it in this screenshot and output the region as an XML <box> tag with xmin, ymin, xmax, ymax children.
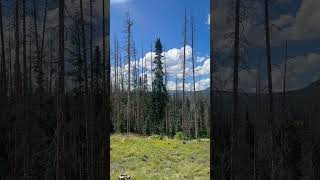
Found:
<box><xmin>174</xmin><ymin>132</ymin><xmax>186</xmax><ymax>140</ymax></box>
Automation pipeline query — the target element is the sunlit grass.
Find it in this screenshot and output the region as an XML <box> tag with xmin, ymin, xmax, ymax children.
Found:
<box><xmin>111</xmin><ymin>134</ymin><xmax>210</xmax><ymax>180</ymax></box>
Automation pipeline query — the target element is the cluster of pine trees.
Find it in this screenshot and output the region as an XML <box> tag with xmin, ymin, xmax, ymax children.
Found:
<box><xmin>110</xmin><ymin>12</ymin><xmax>209</xmax><ymax>139</ymax></box>
<box><xmin>0</xmin><ymin>0</ymin><xmax>111</xmax><ymax>179</ymax></box>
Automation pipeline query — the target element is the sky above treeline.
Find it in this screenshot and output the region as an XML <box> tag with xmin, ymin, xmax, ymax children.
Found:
<box><xmin>111</xmin><ymin>0</ymin><xmax>210</xmax><ymax>91</ymax></box>
<box><xmin>212</xmin><ymin>0</ymin><xmax>320</xmax><ymax>92</ymax></box>
<box><xmin>2</xmin><ymin>0</ymin><xmax>318</xmax><ymax>92</ymax></box>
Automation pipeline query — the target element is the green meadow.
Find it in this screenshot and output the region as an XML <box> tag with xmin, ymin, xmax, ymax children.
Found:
<box><xmin>110</xmin><ymin>134</ymin><xmax>210</xmax><ymax>180</ymax></box>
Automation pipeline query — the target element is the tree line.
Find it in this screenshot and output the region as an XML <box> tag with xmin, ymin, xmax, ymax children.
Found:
<box><xmin>210</xmin><ymin>0</ymin><xmax>320</xmax><ymax>179</ymax></box>
<box><xmin>110</xmin><ymin>11</ymin><xmax>210</xmax><ymax>139</ymax></box>
<box><xmin>0</xmin><ymin>0</ymin><xmax>110</xmax><ymax>179</ymax></box>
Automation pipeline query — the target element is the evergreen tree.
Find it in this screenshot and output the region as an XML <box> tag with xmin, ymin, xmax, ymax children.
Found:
<box><xmin>151</xmin><ymin>38</ymin><xmax>168</xmax><ymax>134</ymax></box>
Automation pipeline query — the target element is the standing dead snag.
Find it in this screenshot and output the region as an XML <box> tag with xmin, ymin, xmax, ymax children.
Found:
<box><xmin>191</xmin><ymin>14</ymin><xmax>197</xmax><ymax>139</ymax></box>
<box><xmin>182</xmin><ymin>9</ymin><xmax>187</xmax><ymax>135</ymax></box>
<box><xmin>0</xmin><ymin>0</ymin><xmax>6</xmax><ymax>97</ymax></box>
<box><xmin>264</xmin><ymin>0</ymin><xmax>275</xmax><ymax>179</ymax></box>
<box><xmin>105</xmin><ymin>0</ymin><xmax>111</xmax><ymax>177</ymax></box>
<box><xmin>126</xmin><ymin>14</ymin><xmax>133</xmax><ymax>134</ymax></box>
<box><xmin>80</xmin><ymin>0</ymin><xmax>88</xmax><ymax>94</ymax></box>
<box><xmin>57</xmin><ymin>0</ymin><xmax>65</xmax><ymax>179</ymax></box>
<box><xmin>14</xmin><ymin>0</ymin><xmax>21</xmax><ymax>101</ymax></box>
<box><xmin>231</xmin><ymin>0</ymin><xmax>240</xmax><ymax>178</ymax></box>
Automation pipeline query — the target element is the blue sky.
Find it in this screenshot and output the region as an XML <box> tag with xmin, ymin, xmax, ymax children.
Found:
<box><xmin>111</xmin><ymin>0</ymin><xmax>210</xmax><ymax>91</ymax></box>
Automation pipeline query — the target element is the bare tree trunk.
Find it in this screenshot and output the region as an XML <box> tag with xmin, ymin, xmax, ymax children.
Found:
<box><xmin>90</xmin><ymin>0</ymin><xmax>93</xmax><ymax>89</ymax></box>
<box><xmin>13</xmin><ymin>2</ymin><xmax>21</xmax><ymax>178</ymax></box>
<box><xmin>102</xmin><ymin>0</ymin><xmax>106</xmax><ymax>91</ymax></box>
<box><xmin>105</xmin><ymin>0</ymin><xmax>111</xmax><ymax>178</ymax></box>
<box><xmin>33</xmin><ymin>0</ymin><xmax>43</xmax><ymax>93</ymax></box>
<box><xmin>14</xmin><ymin>0</ymin><xmax>21</xmax><ymax>100</ymax></box>
<box><xmin>264</xmin><ymin>0</ymin><xmax>275</xmax><ymax>179</ymax></box>
<box><xmin>191</xmin><ymin>15</ymin><xmax>197</xmax><ymax>139</ymax></box>
<box><xmin>282</xmin><ymin>40</ymin><xmax>287</xmax><ymax>123</ymax></box>
<box><xmin>28</xmin><ymin>39</ymin><xmax>32</xmax><ymax>94</ymax></box>
<box><xmin>23</xmin><ymin>0</ymin><xmax>27</xmax><ymax>95</ymax></box>
<box><xmin>150</xmin><ymin>44</ymin><xmax>153</xmax><ymax>91</ymax></box>
<box><xmin>79</xmin><ymin>1</ymin><xmax>89</xmax><ymax>178</ymax></box>
<box><xmin>164</xmin><ymin>46</ymin><xmax>168</xmax><ymax>135</ymax></box>
<box><xmin>40</xmin><ymin>0</ymin><xmax>48</xmax><ymax>67</ymax></box>
<box><xmin>80</xmin><ymin>0</ymin><xmax>88</xmax><ymax>93</ymax></box>
<box><xmin>56</xmin><ymin>0</ymin><xmax>65</xmax><ymax>179</ymax></box>
<box><xmin>89</xmin><ymin>0</ymin><xmax>94</xmax><ymax>177</ymax></box>
<box><xmin>9</xmin><ymin>32</ymin><xmax>12</xmax><ymax>97</ymax></box>
<box><xmin>0</xmin><ymin>0</ymin><xmax>7</xmax><ymax>97</ymax></box>
<box><xmin>231</xmin><ymin>0</ymin><xmax>241</xmax><ymax>179</ymax></box>
<box><xmin>126</xmin><ymin>14</ymin><xmax>132</xmax><ymax>134</ymax></box>
<box><xmin>182</xmin><ymin>9</ymin><xmax>187</xmax><ymax>134</ymax></box>
<box><xmin>254</xmin><ymin>57</ymin><xmax>261</xmax><ymax>180</ymax></box>
<box><xmin>49</xmin><ymin>32</ymin><xmax>53</xmax><ymax>94</ymax></box>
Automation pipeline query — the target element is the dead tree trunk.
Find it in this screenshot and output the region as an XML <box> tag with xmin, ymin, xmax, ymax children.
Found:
<box><xmin>105</xmin><ymin>0</ymin><xmax>111</xmax><ymax>178</ymax></box>
<box><xmin>22</xmin><ymin>0</ymin><xmax>27</xmax><ymax>96</ymax></box>
<box><xmin>80</xmin><ymin>0</ymin><xmax>88</xmax><ymax>93</ymax></box>
<box><xmin>126</xmin><ymin>14</ymin><xmax>132</xmax><ymax>134</ymax></box>
<box><xmin>231</xmin><ymin>0</ymin><xmax>241</xmax><ymax>179</ymax></box>
<box><xmin>182</xmin><ymin>9</ymin><xmax>187</xmax><ymax>134</ymax></box>
<box><xmin>56</xmin><ymin>0</ymin><xmax>65</xmax><ymax>179</ymax></box>
<box><xmin>14</xmin><ymin>0</ymin><xmax>21</xmax><ymax>100</ymax></box>
<box><xmin>191</xmin><ymin>15</ymin><xmax>197</xmax><ymax>139</ymax></box>
<box><xmin>264</xmin><ymin>0</ymin><xmax>275</xmax><ymax>179</ymax></box>
<box><xmin>0</xmin><ymin>0</ymin><xmax>7</xmax><ymax>97</ymax></box>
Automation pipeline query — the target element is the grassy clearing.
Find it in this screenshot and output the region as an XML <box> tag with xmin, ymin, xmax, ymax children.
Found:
<box><xmin>110</xmin><ymin>134</ymin><xmax>210</xmax><ymax>180</ymax></box>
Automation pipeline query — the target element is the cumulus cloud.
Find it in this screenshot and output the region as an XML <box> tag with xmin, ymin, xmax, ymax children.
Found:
<box><xmin>111</xmin><ymin>45</ymin><xmax>210</xmax><ymax>91</ymax></box>
<box><xmin>213</xmin><ymin>0</ymin><xmax>320</xmax><ymax>48</ymax></box>
<box><xmin>166</xmin><ymin>78</ymin><xmax>210</xmax><ymax>91</ymax></box>
<box><xmin>212</xmin><ymin>53</ymin><xmax>320</xmax><ymax>93</ymax></box>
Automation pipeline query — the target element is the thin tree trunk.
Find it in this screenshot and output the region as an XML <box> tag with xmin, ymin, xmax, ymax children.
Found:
<box><xmin>231</xmin><ymin>0</ymin><xmax>241</xmax><ymax>179</ymax></box>
<box><xmin>126</xmin><ymin>14</ymin><xmax>132</xmax><ymax>134</ymax></box>
<box><xmin>33</xmin><ymin>0</ymin><xmax>42</xmax><ymax>92</ymax></box>
<box><xmin>79</xmin><ymin>1</ymin><xmax>89</xmax><ymax>178</ymax></box>
<box><xmin>49</xmin><ymin>32</ymin><xmax>53</xmax><ymax>94</ymax></box>
<box><xmin>105</xmin><ymin>0</ymin><xmax>111</xmax><ymax>178</ymax></box>
<box><xmin>191</xmin><ymin>15</ymin><xmax>197</xmax><ymax>139</ymax></box>
<box><xmin>150</xmin><ymin>44</ymin><xmax>153</xmax><ymax>91</ymax></box>
<box><xmin>90</xmin><ymin>0</ymin><xmax>93</xmax><ymax>89</ymax></box>
<box><xmin>80</xmin><ymin>0</ymin><xmax>88</xmax><ymax>93</ymax></box>
<box><xmin>264</xmin><ymin>0</ymin><xmax>274</xmax><ymax>179</ymax></box>
<box><xmin>9</xmin><ymin>32</ymin><xmax>12</xmax><ymax>97</ymax></box>
<box><xmin>56</xmin><ymin>0</ymin><xmax>65</xmax><ymax>179</ymax></box>
<box><xmin>282</xmin><ymin>40</ymin><xmax>287</xmax><ymax>123</ymax></box>
<box><xmin>23</xmin><ymin>0</ymin><xmax>27</xmax><ymax>96</ymax></box>
<box><xmin>40</xmin><ymin>0</ymin><xmax>48</xmax><ymax>64</ymax></box>
<box><xmin>28</xmin><ymin>39</ymin><xmax>32</xmax><ymax>94</ymax></box>
<box><xmin>0</xmin><ymin>0</ymin><xmax>7</xmax><ymax>97</ymax></box>
<box><xmin>14</xmin><ymin>0</ymin><xmax>21</xmax><ymax>100</ymax></box>
<box><xmin>182</xmin><ymin>9</ymin><xmax>187</xmax><ymax>134</ymax></box>
<box><xmin>102</xmin><ymin>0</ymin><xmax>106</xmax><ymax>91</ymax></box>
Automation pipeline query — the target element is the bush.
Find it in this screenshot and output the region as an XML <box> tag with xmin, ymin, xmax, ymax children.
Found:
<box><xmin>174</xmin><ymin>132</ymin><xmax>186</xmax><ymax>140</ymax></box>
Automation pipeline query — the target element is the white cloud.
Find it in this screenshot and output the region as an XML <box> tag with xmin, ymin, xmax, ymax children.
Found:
<box><xmin>166</xmin><ymin>78</ymin><xmax>210</xmax><ymax>91</ymax></box>
<box><xmin>111</xmin><ymin>45</ymin><xmax>210</xmax><ymax>91</ymax></box>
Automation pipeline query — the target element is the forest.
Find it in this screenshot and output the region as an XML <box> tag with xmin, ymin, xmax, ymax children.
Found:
<box><xmin>210</xmin><ymin>0</ymin><xmax>320</xmax><ymax>179</ymax></box>
<box><xmin>0</xmin><ymin>0</ymin><xmax>111</xmax><ymax>179</ymax></box>
<box><xmin>110</xmin><ymin>12</ymin><xmax>210</xmax><ymax>139</ymax></box>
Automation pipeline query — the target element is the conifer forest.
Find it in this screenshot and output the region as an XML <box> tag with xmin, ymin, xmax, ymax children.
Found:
<box><xmin>0</xmin><ymin>0</ymin><xmax>320</xmax><ymax>179</ymax></box>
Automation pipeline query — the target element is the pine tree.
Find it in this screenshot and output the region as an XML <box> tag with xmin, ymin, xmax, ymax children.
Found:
<box><xmin>151</xmin><ymin>38</ymin><xmax>168</xmax><ymax>134</ymax></box>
